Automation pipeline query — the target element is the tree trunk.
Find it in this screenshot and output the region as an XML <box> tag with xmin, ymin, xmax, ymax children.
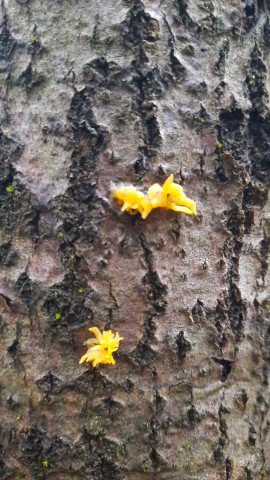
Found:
<box><xmin>0</xmin><ymin>0</ymin><xmax>270</xmax><ymax>479</ymax></box>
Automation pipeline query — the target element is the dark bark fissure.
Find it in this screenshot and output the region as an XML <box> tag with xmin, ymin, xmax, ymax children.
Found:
<box><xmin>139</xmin><ymin>233</ymin><xmax>168</xmax><ymax>314</ymax></box>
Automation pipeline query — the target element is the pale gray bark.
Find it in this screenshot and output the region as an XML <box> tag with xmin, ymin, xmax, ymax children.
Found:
<box><xmin>0</xmin><ymin>0</ymin><xmax>270</xmax><ymax>479</ymax></box>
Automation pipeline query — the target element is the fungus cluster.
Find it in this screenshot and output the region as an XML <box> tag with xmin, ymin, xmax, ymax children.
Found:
<box><xmin>111</xmin><ymin>174</ymin><xmax>196</xmax><ymax>219</ymax></box>
<box><xmin>79</xmin><ymin>327</ymin><xmax>123</xmax><ymax>367</ymax></box>
<box><xmin>80</xmin><ymin>174</ymin><xmax>197</xmax><ymax>368</ymax></box>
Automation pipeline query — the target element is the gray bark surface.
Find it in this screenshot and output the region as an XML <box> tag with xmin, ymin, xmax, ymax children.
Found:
<box><xmin>0</xmin><ymin>0</ymin><xmax>270</xmax><ymax>479</ymax></box>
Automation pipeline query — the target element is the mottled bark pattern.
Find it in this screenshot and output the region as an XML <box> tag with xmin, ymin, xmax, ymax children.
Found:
<box><xmin>0</xmin><ymin>0</ymin><xmax>270</xmax><ymax>479</ymax></box>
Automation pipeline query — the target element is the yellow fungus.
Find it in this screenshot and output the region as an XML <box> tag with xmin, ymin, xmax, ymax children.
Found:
<box><xmin>55</xmin><ymin>312</ymin><xmax>61</xmax><ymax>320</ymax></box>
<box><xmin>217</xmin><ymin>143</ymin><xmax>223</xmax><ymax>149</ymax></box>
<box><xmin>42</xmin><ymin>460</ymin><xmax>49</xmax><ymax>468</ymax></box>
<box><xmin>79</xmin><ymin>327</ymin><xmax>123</xmax><ymax>368</ymax></box>
<box><xmin>110</xmin><ymin>183</ymin><xmax>147</xmax><ymax>216</ymax></box>
<box><xmin>111</xmin><ymin>175</ymin><xmax>196</xmax><ymax>219</ymax></box>
<box><xmin>149</xmin><ymin>174</ymin><xmax>197</xmax><ymax>215</ymax></box>
<box><xmin>78</xmin><ymin>288</ymin><xmax>85</xmax><ymax>294</ymax></box>
<box><xmin>58</xmin><ymin>232</ymin><xmax>64</xmax><ymax>239</ymax></box>
<box><xmin>6</xmin><ymin>186</ymin><xmax>14</xmax><ymax>193</ymax></box>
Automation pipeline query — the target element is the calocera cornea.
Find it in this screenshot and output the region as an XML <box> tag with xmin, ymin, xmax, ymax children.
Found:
<box><xmin>111</xmin><ymin>174</ymin><xmax>197</xmax><ymax>219</ymax></box>
<box><xmin>79</xmin><ymin>327</ymin><xmax>123</xmax><ymax>368</ymax></box>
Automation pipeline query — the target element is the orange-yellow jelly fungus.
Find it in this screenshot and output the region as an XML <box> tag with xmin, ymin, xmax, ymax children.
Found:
<box><xmin>79</xmin><ymin>327</ymin><xmax>123</xmax><ymax>368</ymax></box>
<box><xmin>111</xmin><ymin>174</ymin><xmax>196</xmax><ymax>219</ymax></box>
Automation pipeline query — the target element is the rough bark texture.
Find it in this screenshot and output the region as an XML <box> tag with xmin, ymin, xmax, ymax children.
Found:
<box><xmin>0</xmin><ymin>0</ymin><xmax>270</xmax><ymax>479</ymax></box>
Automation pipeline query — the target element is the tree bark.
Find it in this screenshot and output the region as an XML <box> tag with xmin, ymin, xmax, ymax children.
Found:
<box><xmin>0</xmin><ymin>0</ymin><xmax>270</xmax><ymax>479</ymax></box>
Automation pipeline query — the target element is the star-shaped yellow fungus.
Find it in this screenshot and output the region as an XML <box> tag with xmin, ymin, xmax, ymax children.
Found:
<box><xmin>79</xmin><ymin>327</ymin><xmax>123</xmax><ymax>368</ymax></box>
<box><xmin>111</xmin><ymin>175</ymin><xmax>196</xmax><ymax>219</ymax></box>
